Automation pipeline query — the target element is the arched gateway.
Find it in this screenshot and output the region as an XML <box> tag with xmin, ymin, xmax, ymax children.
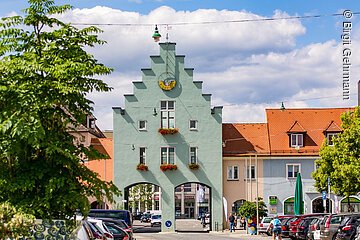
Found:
<box><xmin>113</xmin><ymin>42</ymin><xmax>223</xmax><ymax>232</ymax></box>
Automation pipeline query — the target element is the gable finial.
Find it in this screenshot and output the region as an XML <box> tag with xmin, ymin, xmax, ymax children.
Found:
<box><xmin>152</xmin><ymin>25</ymin><xmax>161</xmax><ymax>42</ymax></box>
<box><xmin>280</xmin><ymin>102</ymin><xmax>285</xmax><ymax>111</ymax></box>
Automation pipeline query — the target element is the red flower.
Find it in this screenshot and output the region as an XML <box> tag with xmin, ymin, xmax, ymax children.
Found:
<box><xmin>160</xmin><ymin>164</ymin><xmax>178</xmax><ymax>171</ymax></box>
<box><xmin>137</xmin><ymin>163</ymin><xmax>148</xmax><ymax>171</ymax></box>
<box><xmin>158</xmin><ymin>128</ymin><xmax>179</xmax><ymax>135</ymax></box>
<box><xmin>188</xmin><ymin>163</ymin><xmax>200</xmax><ymax>170</ymax></box>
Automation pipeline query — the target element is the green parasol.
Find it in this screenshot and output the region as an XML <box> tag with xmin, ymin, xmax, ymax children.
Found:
<box><xmin>294</xmin><ymin>173</ymin><xmax>304</xmax><ymax>215</ymax></box>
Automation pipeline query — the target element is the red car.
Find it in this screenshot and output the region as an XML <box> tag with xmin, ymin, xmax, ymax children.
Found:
<box><xmin>289</xmin><ymin>214</ymin><xmax>327</xmax><ymax>240</ymax></box>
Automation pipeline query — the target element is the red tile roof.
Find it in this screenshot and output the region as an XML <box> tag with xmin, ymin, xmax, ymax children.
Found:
<box><xmin>266</xmin><ymin>108</ymin><xmax>353</xmax><ymax>156</ymax></box>
<box><xmin>222</xmin><ymin>123</ymin><xmax>270</xmax><ymax>156</ymax></box>
<box><xmin>324</xmin><ymin>121</ymin><xmax>342</xmax><ymax>132</ymax></box>
<box><xmin>287</xmin><ymin>121</ymin><xmax>306</xmax><ymax>133</ymax></box>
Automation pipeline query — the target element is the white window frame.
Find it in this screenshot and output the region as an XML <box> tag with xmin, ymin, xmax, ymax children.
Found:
<box><xmin>327</xmin><ymin>133</ymin><xmax>338</xmax><ymax>146</ymax></box>
<box><xmin>286</xmin><ymin>164</ymin><xmax>301</xmax><ymax>179</ymax></box>
<box><xmin>139</xmin><ymin>147</ymin><xmax>146</xmax><ymax>164</ymax></box>
<box><xmin>227</xmin><ymin>165</ymin><xmax>239</xmax><ymax>180</ymax></box>
<box><xmin>160</xmin><ymin>147</ymin><xmax>175</xmax><ymax>164</ymax></box>
<box><xmin>246</xmin><ymin>165</ymin><xmax>256</xmax><ymax>180</ymax></box>
<box><xmin>189</xmin><ymin>147</ymin><xmax>198</xmax><ymax>164</ymax></box>
<box><xmin>160</xmin><ymin>101</ymin><xmax>175</xmax><ymax>129</ymax></box>
<box><xmin>291</xmin><ymin>133</ymin><xmax>304</xmax><ymax>147</ymax></box>
<box><xmin>138</xmin><ymin>120</ymin><xmax>147</xmax><ymax>131</ymax></box>
<box><xmin>189</xmin><ymin>120</ymin><xmax>198</xmax><ymax>130</ymax></box>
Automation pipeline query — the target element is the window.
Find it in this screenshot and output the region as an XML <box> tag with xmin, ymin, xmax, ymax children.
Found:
<box><xmin>189</xmin><ymin>120</ymin><xmax>198</xmax><ymax>130</ymax></box>
<box><xmin>161</xmin><ymin>147</ymin><xmax>175</xmax><ymax>164</ymax></box>
<box><xmin>246</xmin><ymin>165</ymin><xmax>256</xmax><ymax>179</ymax></box>
<box><xmin>160</xmin><ymin>101</ymin><xmax>175</xmax><ymax>128</ymax></box>
<box><xmin>189</xmin><ymin>147</ymin><xmax>198</xmax><ymax>164</ymax></box>
<box><xmin>139</xmin><ymin>147</ymin><xmax>146</xmax><ymax>164</ymax></box>
<box><xmin>291</xmin><ymin>134</ymin><xmax>303</xmax><ymax>147</ymax></box>
<box><xmin>227</xmin><ymin>166</ymin><xmax>239</xmax><ymax>180</ymax></box>
<box><xmin>327</xmin><ymin>133</ymin><xmax>338</xmax><ymax>146</ymax></box>
<box><xmin>287</xmin><ymin>164</ymin><xmax>300</xmax><ymax>179</ymax></box>
<box><xmin>88</xmin><ymin>118</ymin><xmax>96</xmax><ymax>129</ymax></box>
<box><xmin>184</xmin><ymin>183</ymin><xmax>192</xmax><ymax>192</ymax></box>
<box><xmin>139</xmin><ymin>120</ymin><xmax>147</xmax><ymax>131</ymax></box>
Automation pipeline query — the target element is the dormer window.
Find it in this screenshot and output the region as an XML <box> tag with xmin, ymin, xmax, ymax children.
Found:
<box><xmin>327</xmin><ymin>133</ymin><xmax>338</xmax><ymax>146</ymax></box>
<box><xmin>291</xmin><ymin>133</ymin><xmax>303</xmax><ymax>147</ymax></box>
<box><xmin>88</xmin><ymin>118</ymin><xmax>95</xmax><ymax>129</ymax></box>
<box><xmin>323</xmin><ymin>121</ymin><xmax>342</xmax><ymax>146</ymax></box>
<box><xmin>287</xmin><ymin>121</ymin><xmax>306</xmax><ymax>148</ymax></box>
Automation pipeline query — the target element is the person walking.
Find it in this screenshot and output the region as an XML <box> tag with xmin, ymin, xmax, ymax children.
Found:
<box><xmin>229</xmin><ymin>213</ymin><xmax>236</xmax><ymax>232</ymax></box>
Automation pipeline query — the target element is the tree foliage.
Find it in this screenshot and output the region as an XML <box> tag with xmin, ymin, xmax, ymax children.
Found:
<box><xmin>129</xmin><ymin>184</ymin><xmax>154</xmax><ymax>212</ymax></box>
<box><xmin>238</xmin><ymin>198</ymin><xmax>268</xmax><ymax>218</ymax></box>
<box><xmin>313</xmin><ymin>107</ymin><xmax>360</xmax><ymax>199</ymax></box>
<box><xmin>0</xmin><ymin>0</ymin><xmax>120</xmax><ymax>219</ymax></box>
<box><xmin>0</xmin><ymin>202</ymin><xmax>35</xmax><ymax>239</ymax></box>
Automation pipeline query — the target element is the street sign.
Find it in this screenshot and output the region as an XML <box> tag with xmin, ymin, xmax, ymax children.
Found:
<box><xmin>269</xmin><ymin>196</ymin><xmax>278</xmax><ymax>205</ymax></box>
<box><xmin>165</xmin><ymin>220</ymin><xmax>172</xmax><ymax>228</ymax></box>
<box><xmin>322</xmin><ymin>191</ymin><xmax>327</xmax><ymax>200</ymax></box>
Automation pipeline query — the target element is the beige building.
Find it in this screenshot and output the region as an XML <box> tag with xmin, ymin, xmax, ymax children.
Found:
<box><xmin>222</xmin><ymin>123</ymin><xmax>269</xmax><ymax>218</ymax></box>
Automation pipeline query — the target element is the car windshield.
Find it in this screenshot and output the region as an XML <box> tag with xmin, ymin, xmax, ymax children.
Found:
<box><xmin>152</xmin><ymin>215</ymin><xmax>161</xmax><ymax>219</ymax></box>
<box><xmin>263</xmin><ymin>218</ymin><xmax>272</xmax><ymax>223</ymax></box>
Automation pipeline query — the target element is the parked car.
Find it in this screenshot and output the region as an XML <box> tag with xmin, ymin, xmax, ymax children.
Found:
<box><xmin>151</xmin><ymin>214</ymin><xmax>162</xmax><ymax>227</ymax></box>
<box><xmin>75</xmin><ymin>220</ymin><xmax>95</xmax><ymax>240</ymax></box>
<box><xmin>102</xmin><ymin>222</ymin><xmax>130</xmax><ymax>240</ymax></box>
<box><xmin>307</xmin><ymin>216</ymin><xmax>325</xmax><ymax>240</ymax></box>
<box><xmin>87</xmin><ymin>220</ymin><xmax>108</xmax><ymax>240</ymax></box>
<box><xmin>89</xmin><ymin>209</ymin><xmax>133</xmax><ymax>228</ymax></box>
<box><xmin>88</xmin><ymin>218</ymin><xmax>114</xmax><ymax>240</ymax></box>
<box><xmin>99</xmin><ymin>218</ymin><xmax>134</xmax><ymax>240</ymax></box>
<box><xmin>336</xmin><ymin>214</ymin><xmax>360</xmax><ymax>240</ymax></box>
<box><xmin>353</xmin><ymin>225</ymin><xmax>360</xmax><ymax>240</ymax></box>
<box><xmin>140</xmin><ymin>213</ymin><xmax>151</xmax><ymax>223</ymax></box>
<box><xmin>258</xmin><ymin>217</ymin><xmax>273</xmax><ymax>235</ymax></box>
<box><xmin>132</xmin><ymin>212</ymin><xmax>142</xmax><ymax>221</ymax></box>
<box><xmin>289</xmin><ymin>214</ymin><xmax>326</xmax><ymax>240</ymax></box>
<box><xmin>296</xmin><ymin>216</ymin><xmax>321</xmax><ymax>240</ymax></box>
<box><xmin>320</xmin><ymin>213</ymin><xmax>348</xmax><ymax>240</ymax></box>
<box><xmin>281</xmin><ymin>216</ymin><xmax>297</xmax><ymax>238</ymax></box>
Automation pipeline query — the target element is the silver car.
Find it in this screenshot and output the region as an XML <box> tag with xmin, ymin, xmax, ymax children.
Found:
<box><xmin>258</xmin><ymin>217</ymin><xmax>273</xmax><ymax>235</ymax></box>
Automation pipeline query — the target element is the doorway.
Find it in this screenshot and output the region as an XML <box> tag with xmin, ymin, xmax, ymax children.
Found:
<box><xmin>312</xmin><ymin>197</ymin><xmax>332</xmax><ymax>213</ymax></box>
<box><xmin>174</xmin><ymin>182</ymin><xmax>211</xmax><ymax>232</ymax></box>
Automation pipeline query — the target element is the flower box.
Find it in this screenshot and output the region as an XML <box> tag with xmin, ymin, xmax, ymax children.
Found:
<box><xmin>188</xmin><ymin>163</ymin><xmax>200</xmax><ymax>170</ymax></box>
<box><xmin>136</xmin><ymin>163</ymin><xmax>148</xmax><ymax>171</ymax></box>
<box><xmin>158</xmin><ymin>128</ymin><xmax>179</xmax><ymax>135</ymax></box>
<box><xmin>160</xmin><ymin>164</ymin><xmax>178</xmax><ymax>171</ymax></box>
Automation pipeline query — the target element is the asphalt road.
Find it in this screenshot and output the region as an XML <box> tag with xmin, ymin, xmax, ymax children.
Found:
<box><xmin>134</xmin><ymin>232</ymin><xmax>273</xmax><ymax>240</ymax></box>
<box><xmin>132</xmin><ymin>220</ymin><xmax>273</xmax><ymax>240</ymax></box>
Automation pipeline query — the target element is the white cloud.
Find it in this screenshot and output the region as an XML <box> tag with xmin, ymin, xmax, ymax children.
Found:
<box><xmin>54</xmin><ymin>6</ymin><xmax>359</xmax><ymax>130</ymax></box>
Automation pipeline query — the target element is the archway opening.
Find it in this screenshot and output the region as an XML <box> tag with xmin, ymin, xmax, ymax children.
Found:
<box><xmin>124</xmin><ymin>183</ymin><xmax>162</xmax><ymax>233</ymax></box>
<box><xmin>174</xmin><ymin>182</ymin><xmax>211</xmax><ymax>232</ymax></box>
<box><xmin>90</xmin><ymin>201</ymin><xmax>109</xmax><ymax>209</ymax></box>
<box><xmin>284</xmin><ymin>197</ymin><xmax>294</xmax><ymax>215</ymax></box>
<box><xmin>340</xmin><ymin>197</ymin><xmax>360</xmax><ymax>212</ymax></box>
<box><xmin>312</xmin><ymin>197</ymin><xmax>332</xmax><ymax>213</ymax></box>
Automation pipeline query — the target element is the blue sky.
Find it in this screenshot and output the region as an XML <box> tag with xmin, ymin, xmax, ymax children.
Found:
<box><xmin>1</xmin><ymin>0</ymin><xmax>359</xmax><ymax>130</ymax></box>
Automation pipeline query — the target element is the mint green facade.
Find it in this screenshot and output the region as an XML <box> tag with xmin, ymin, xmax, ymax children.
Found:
<box><xmin>113</xmin><ymin>43</ymin><xmax>223</xmax><ymax>232</ymax></box>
